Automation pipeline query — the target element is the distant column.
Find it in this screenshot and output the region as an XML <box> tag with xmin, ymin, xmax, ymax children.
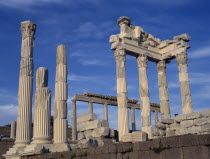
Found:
<box><xmin>53</xmin><ymin>45</ymin><xmax>68</xmax><ymax>144</ymax></box>
<box><xmin>157</xmin><ymin>60</ymin><xmax>170</xmax><ymax>119</ymax></box>
<box><xmin>15</xmin><ymin>21</ymin><xmax>36</xmax><ymax>147</ymax></box>
<box><xmin>154</xmin><ymin>111</ymin><xmax>159</xmax><ymax>123</ymax></box>
<box><xmin>176</xmin><ymin>52</ymin><xmax>193</xmax><ymax>114</ymax></box>
<box><xmin>131</xmin><ymin>108</ymin><xmax>136</xmax><ymax>131</ymax></box>
<box><xmin>71</xmin><ymin>100</ymin><xmax>77</xmax><ymax>141</ymax></box>
<box><xmin>137</xmin><ymin>55</ymin><xmax>152</xmax><ymax>139</ymax></box>
<box><xmin>10</xmin><ymin>121</ymin><xmax>16</xmax><ymax>139</ymax></box>
<box><xmin>88</xmin><ymin>102</ymin><xmax>93</xmax><ymax>113</ymax></box>
<box><xmin>103</xmin><ymin>104</ymin><xmax>108</xmax><ymax>121</ymax></box>
<box><xmin>32</xmin><ymin>67</ymin><xmax>51</xmax><ymax>144</ymax></box>
<box><xmin>115</xmin><ymin>46</ymin><xmax>129</xmax><ymax>141</ymax></box>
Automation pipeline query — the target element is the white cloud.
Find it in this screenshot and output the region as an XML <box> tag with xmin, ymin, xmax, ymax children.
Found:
<box><xmin>190</xmin><ymin>72</ymin><xmax>210</xmax><ymax>84</ymax></box>
<box><xmin>77</xmin><ymin>59</ymin><xmax>107</xmax><ymax>66</ymax></box>
<box><xmin>67</xmin><ymin>74</ymin><xmax>98</xmax><ymax>82</ymax></box>
<box><xmin>190</xmin><ymin>45</ymin><xmax>210</xmax><ymax>59</ymax></box>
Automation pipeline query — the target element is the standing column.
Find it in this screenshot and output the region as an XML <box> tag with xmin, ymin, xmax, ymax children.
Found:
<box><xmin>176</xmin><ymin>52</ymin><xmax>193</xmax><ymax>114</ymax></box>
<box><xmin>15</xmin><ymin>21</ymin><xmax>36</xmax><ymax>147</ymax></box>
<box><xmin>88</xmin><ymin>102</ymin><xmax>93</xmax><ymax>113</ymax></box>
<box><xmin>71</xmin><ymin>100</ymin><xmax>77</xmax><ymax>141</ymax></box>
<box><xmin>103</xmin><ymin>104</ymin><xmax>108</xmax><ymax>121</ymax></box>
<box><xmin>10</xmin><ymin>121</ymin><xmax>16</xmax><ymax>139</ymax></box>
<box><xmin>32</xmin><ymin>67</ymin><xmax>51</xmax><ymax>144</ymax></box>
<box><xmin>53</xmin><ymin>45</ymin><xmax>68</xmax><ymax>144</ymax></box>
<box><xmin>157</xmin><ymin>60</ymin><xmax>170</xmax><ymax>119</ymax></box>
<box><xmin>131</xmin><ymin>108</ymin><xmax>136</xmax><ymax>131</ymax></box>
<box><xmin>154</xmin><ymin>111</ymin><xmax>159</xmax><ymax>124</ymax></box>
<box><xmin>114</xmin><ymin>47</ymin><xmax>129</xmax><ymax>141</ymax></box>
<box><xmin>137</xmin><ymin>55</ymin><xmax>152</xmax><ymax>138</ymax></box>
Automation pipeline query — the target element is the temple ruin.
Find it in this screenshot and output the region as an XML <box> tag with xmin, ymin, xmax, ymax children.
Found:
<box><xmin>2</xmin><ymin>17</ymin><xmax>210</xmax><ymax>159</ymax></box>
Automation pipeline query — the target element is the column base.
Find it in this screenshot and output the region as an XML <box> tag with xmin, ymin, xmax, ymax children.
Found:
<box><xmin>50</xmin><ymin>143</ymin><xmax>70</xmax><ymax>152</ymax></box>
<box><xmin>121</xmin><ymin>131</ymin><xmax>148</xmax><ymax>142</ymax></box>
<box><xmin>20</xmin><ymin>143</ymin><xmax>53</xmax><ymax>156</ymax></box>
<box><xmin>142</xmin><ymin>125</ymin><xmax>153</xmax><ymax>139</ymax></box>
<box><xmin>3</xmin><ymin>146</ymin><xmax>25</xmax><ymax>159</ymax></box>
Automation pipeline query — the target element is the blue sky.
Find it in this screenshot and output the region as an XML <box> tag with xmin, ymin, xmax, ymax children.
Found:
<box><xmin>0</xmin><ymin>0</ymin><xmax>210</xmax><ymax>131</ymax></box>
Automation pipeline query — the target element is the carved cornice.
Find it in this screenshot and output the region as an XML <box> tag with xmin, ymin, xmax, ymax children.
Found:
<box><xmin>21</xmin><ymin>21</ymin><xmax>36</xmax><ymax>39</ymax></box>
<box><xmin>136</xmin><ymin>54</ymin><xmax>148</xmax><ymax>68</ymax></box>
<box><xmin>157</xmin><ymin>60</ymin><xmax>166</xmax><ymax>72</ymax></box>
<box><xmin>114</xmin><ymin>47</ymin><xmax>126</xmax><ymax>63</ymax></box>
<box><xmin>176</xmin><ymin>52</ymin><xmax>188</xmax><ymax>65</ymax></box>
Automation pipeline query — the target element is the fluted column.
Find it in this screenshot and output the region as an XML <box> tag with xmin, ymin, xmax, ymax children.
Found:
<box><xmin>176</xmin><ymin>52</ymin><xmax>193</xmax><ymax>114</ymax></box>
<box><xmin>131</xmin><ymin>108</ymin><xmax>136</xmax><ymax>131</ymax></box>
<box><xmin>88</xmin><ymin>102</ymin><xmax>93</xmax><ymax>113</ymax></box>
<box><xmin>157</xmin><ymin>60</ymin><xmax>170</xmax><ymax>119</ymax></box>
<box><xmin>103</xmin><ymin>104</ymin><xmax>108</xmax><ymax>121</ymax></box>
<box><xmin>15</xmin><ymin>21</ymin><xmax>36</xmax><ymax>147</ymax></box>
<box><xmin>71</xmin><ymin>100</ymin><xmax>77</xmax><ymax>141</ymax></box>
<box><xmin>10</xmin><ymin>121</ymin><xmax>16</xmax><ymax>139</ymax></box>
<box><xmin>154</xmin><ymin>111</ymin><xmax>159</xmax><ymax>124</ymax></box>
<box><xmin>115</xmin><ymin>47</ymin><xmax>129</xmax><ymax>141</ymax></box>
<box><xmin>32</xmin><ymin>67</ymin><xmax>51</xmax><ymax>144</ymax></box>
<box><xmin>137</xmin><ymin>55</ymin><xmax>152</xmax><ymax>138</ymax></box>
<box><xmin>53</xmin><ymin>45</ymin><xmax>68</xmax><ymax>144</ymax></box>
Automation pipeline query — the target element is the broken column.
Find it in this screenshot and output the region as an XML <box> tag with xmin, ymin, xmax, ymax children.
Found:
<box><xmin>32</xmin><ymin>67</ymin><xmax>51</xmax><ymax>144</ymax></box>
<box><xmin>114</xmin><ymin>46</ymin><xmax>129</xmax><ymax>141</ymax></box>
<box><xmin>15</xmin><ymin>21</ymin><xmax>36</xmax><ymax>147</ymax></box>
<box><xmin>176</xmin><ymin>52</ymin><xmax>193</xmax><ymax>114</ymax></box>
<box><xmin>157</xmin><ymin>60</ymin><xmax>170</xmax><ymax>119</ymax></box>
<box><xmin>53</xmin><ymin>45</ymin><xmax>69</xmax><ymax>151</ymax></box>
<box><xmin>71</xmin><ymin>99</ymin><xmax>77</xmax><ymax>141</ymax></box>
<box><xmin>10</xmin><ymin>121</ymin><xmax>16</xmax><ymax>139</ymax></box>
<box><xmin>137</xmin><ymin>55</ymin><xmax>152</xmax><ymax>138</ymax></box>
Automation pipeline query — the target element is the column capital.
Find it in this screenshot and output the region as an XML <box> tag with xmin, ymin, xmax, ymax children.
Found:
<box><xmin>136</xmin><ymin>54</ymin><xmax>148</xmax><ymax>68</ymax></box>
<box><xmin>176</xmin><ymin>52</ymin><xmax>188</xmax><ymax>66</ymax></box>
<box><xmin>21</xmin><ymin>21</ymin><xmax>36</xmax><ymax>39</ymax></box>
<box><xmin>114</xmin><ymin>47</ymin><xmax>126</xmax><ymax>63</ymax></box>
<box><xmin>157</xmin><ymin>60</ymin><xmax>166</xmax><ymax>72</ymax></box>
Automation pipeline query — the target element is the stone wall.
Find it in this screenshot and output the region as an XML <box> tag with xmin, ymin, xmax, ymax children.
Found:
<box><xmin>21</xmin><ymin>134</ymin><xmax>210</xmax><ymax>159</ymax></box>
<box><xmin>154</xmin><ymin>109</ymin><xmax>210</xmax><ymax>137</ymax></box>
<box><xmin>0</xmin><ymin>141</ymin><xmax>14</xmax><ymax>159</ymax></box>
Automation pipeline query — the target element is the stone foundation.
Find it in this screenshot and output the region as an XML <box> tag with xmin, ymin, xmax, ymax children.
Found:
<box><xmin>21</xmin><ymin>134</ymin><xmax>210</xmax><ymax>159</ymax></box>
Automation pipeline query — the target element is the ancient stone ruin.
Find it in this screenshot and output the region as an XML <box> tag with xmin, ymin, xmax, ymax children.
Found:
<box><xmin>2</xmin><ymin>17</ymin><xmax>210</xmax><ymax>159</ymax></box>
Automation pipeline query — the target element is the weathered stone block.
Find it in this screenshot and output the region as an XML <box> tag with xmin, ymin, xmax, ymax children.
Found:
<box><xmin>78</xmin><ymin>139</ymin><xmax>98</xmax><ymax>149</ymax></box>
<box><xmin>109</xmin><ymin>128</ymin><xmax>115</xmax><ymax>138</ymax></box>
<box><xmin>77</xmin><ymin>113</ymin><xmax>97</xmax><ymax>123</ymax></box>
<box><xmin>84</xmin><ymin>130</ymin><xmax>93</xmax><ymax>139</ymax></box>
<box><xmin>174</xmin><ymin>114</ymin><xmax>187</xmax><ymax>122</ymax></box>
<box><xmin>121</xmin><ymin>131</ymin><xmax>147</xmax><ymax>142</ymax></box>
<box><xmin>92</xmin><ymin>127</ymin><xmax>109</xmax><ymax>138</ymax></box>
<box><xmin>160</xmin><ymin>118</ymin><xmax>174</xmax><ymax>124</ymax></box>
<box><xmin>155</xmin><ymin>122</ymin><xmax>166</xmax><ymax>130</ymax></box>
<box><xmin>186</xmin><ymin>112</ymin><xmax>201</xmax><ymax>120</ymax></box>
<box><xmin>169</xmin><ymin>122</ymin><xmax>180</xmax><ymax>130</ymax></box>
<box><xmin>77</xmin><ymin>120</ymin><xmax>108</xmax><ymax>131</ymax></box>
<box><xmin>187</xmin><ymin>126</ymin><xmax>201</xmax><ymax>134</ymax></box>
<box><xmin>158</xmin><ymin>129</ymin><xmax>166</xmax><ymax>137</ymax></box>
<box><xmin>194</xmin><ymin>117</ymin><xmax>210</xmax><ymax>126</ymax></box>
<box><xmin>78</xmin><ymin>132</ymin><xmax>85</xmax><ymax>141</ymax></box>
<box><xmin>166</xmin><ymin>128</ymin><xmax>175</xmax><ymax>137</ymax></box>
<box><xmin>200</xmin><ymin>124</ymin><xmax>210</xmax><ymax>133</ymax></box>
<box><xmin>183</xmin><ymin>146</ymin><xmax>209</xmax><ymax>159</ymax></box>
<box><xmin>180</xmin><ymin>120</ymin><xmax>194</xmax><ymax>128</ymax></box>
<box><xmin>201</xmin><ymin>109</ymin><xmax>210</xmax><ymax>117</ymax></box>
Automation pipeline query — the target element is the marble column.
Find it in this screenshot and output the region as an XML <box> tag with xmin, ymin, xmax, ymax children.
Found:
<box><xmin>53</xmin><ymin>45</ymin><xmax>68</xmax><ymax>144</ymax></box>
<box><xmin>10</xmin><ymin>121</ymin><xmax>16</xmax><ymax>139</ymax></box>
<box><xmin>88</xmin><ymin>102</ymin><xmax>93</xmax><ymax>113</ymax></box>
<box><xmin>154</xmin><ymin>111</ymin><xmax>159</xmax><ymax>123</ymax></box>
<box><xmin>176</xmin><ymin>52</ymin><xmax>193</xmax><ymax>114</ymax></box>
<box><xmin>137</xmin><ymin>55</ymin><xmax>152</xmax><ymax>138</ymax></box>
<box><xmin>131</xmin><ymin>108</ymin><xmax>136</xmax><ymax>131</ymax></box>
<box><xmin>71</xmin><ymin>100</ymin><xmax>77</xmax><ymax>141</ymax></box>
<box><xmin>115</xmin><ymin>47</ymin><xmax>129</xmax><ymax>141</ymax></box>
<box><xmin>32</xmin><ymin>67</ymin><xmax>51</xmax><ymax>144</ymax></box>
<box><xmin>15</xmin><ymin>21</ymin><xmax>36</xmax><ymax>147</ymax></box>
<box><xmin>157</xmin><ymin>60</ymin><xmax>170</xmax><ymax>119</ymax></box>
<box><xmin>103</xmin><ymin>104</ymin><xmax>108</xmax><ymax>121</ymax></box>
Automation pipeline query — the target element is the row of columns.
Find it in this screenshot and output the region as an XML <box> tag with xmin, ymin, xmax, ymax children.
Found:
<box><xmin>14</xmin><ymin>21</ymin><xmax>69</xmax><ymax>149</ymax></box>
<box><xmin>114</xmin><ymin>46</ymin><xmax>193</xmax><ymax>140</ymax></box>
